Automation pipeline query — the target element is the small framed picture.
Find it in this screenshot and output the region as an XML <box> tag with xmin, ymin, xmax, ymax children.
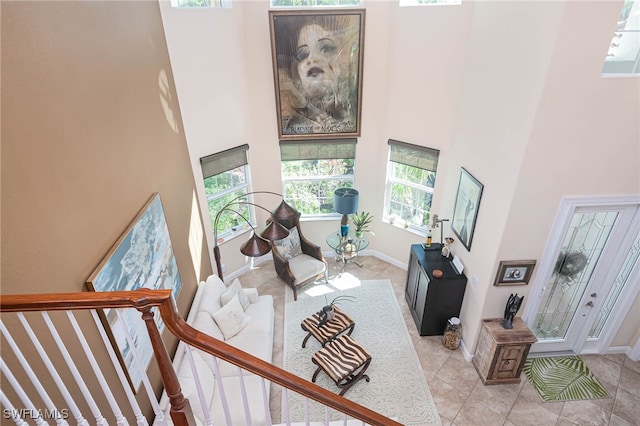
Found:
<box><xmin>494</xmin><ymin>260</ymin><xmax>536</xmax><ymax>286</ymax></box>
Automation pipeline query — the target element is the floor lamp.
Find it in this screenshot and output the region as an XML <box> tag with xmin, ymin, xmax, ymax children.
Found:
<box><xmin>212</xmin><ymin>191</ymin><xmax>295</xmax><ymax>280</ymax></box>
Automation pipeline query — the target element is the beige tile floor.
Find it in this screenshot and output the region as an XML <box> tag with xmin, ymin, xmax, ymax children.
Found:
<box><xmin>238</xmin><ymin>255</ymin><xmax>640</xmax><ymax>426</ymax></box>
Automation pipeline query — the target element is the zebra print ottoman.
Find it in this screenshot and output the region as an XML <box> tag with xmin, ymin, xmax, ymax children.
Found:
<box><xmin>311</xmin><ymin>334</ymin><xmax>371</xmax><ymax>396</ymax></box>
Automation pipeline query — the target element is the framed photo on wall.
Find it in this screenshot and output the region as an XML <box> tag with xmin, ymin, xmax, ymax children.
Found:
<box><xmin>451</xmin><ymin>167</ymin><xmax>483</xmax><ymax>251</ymax></box>
<box><xmin>86</xmin><ymin>193</ymin><xmax>182</xmax><ymax>392</ymax></box>
<box><xmin>494</xmin><ymin>260</ymin><xmax>537</xmax><ymax>286</ymax></box>
<box><xmin>269</xmin><ymin>9</ymin><xmax>365</xmax><ymax>140</ymax></box>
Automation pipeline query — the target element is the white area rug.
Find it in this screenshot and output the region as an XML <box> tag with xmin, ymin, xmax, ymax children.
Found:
<box><xmin>282</xmin><ymin>276</ymin><xmax>441</xmax><ymax>425</ymax></box>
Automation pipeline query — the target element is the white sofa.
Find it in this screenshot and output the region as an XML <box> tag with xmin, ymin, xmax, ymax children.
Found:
<box><xmin>156</xmin><ymin>274</ymin><xmax>274</xmax><ymax>426</ymax></box>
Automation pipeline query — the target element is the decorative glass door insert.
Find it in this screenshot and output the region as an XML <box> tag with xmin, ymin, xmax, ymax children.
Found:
<box><xmin>532</xmin><ymin>210</ymin><xmax>618</xmax><ymax>341</ymax></box>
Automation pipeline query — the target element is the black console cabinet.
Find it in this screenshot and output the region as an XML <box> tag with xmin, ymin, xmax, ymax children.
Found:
<box><xmin>405</xmin><ymin>244</ymin><xmax>468</xmax><ymax>336</ymax></box>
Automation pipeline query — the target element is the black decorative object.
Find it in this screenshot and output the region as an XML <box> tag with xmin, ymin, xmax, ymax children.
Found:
<box><xmin>501</xmin><ymin>293</ymin><xmax>524</xmax><ymax>329</ymax></box>
<box><xmin>318</xmin><ymin>295</ymin><xmax>355</xmax><ymax>327</ymax></box>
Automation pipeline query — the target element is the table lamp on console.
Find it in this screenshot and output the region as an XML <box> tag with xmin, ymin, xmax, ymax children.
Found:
<box><xmin>334</xmin><ymin>188</ymin><xmax>359</xmax><ymax>239</ymax></box>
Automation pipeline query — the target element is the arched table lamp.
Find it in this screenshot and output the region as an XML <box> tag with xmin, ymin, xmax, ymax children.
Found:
<box><xmin>334</xmin><ymin>188</ymin><xmax>359</xmax><ymax>238</ymax></box>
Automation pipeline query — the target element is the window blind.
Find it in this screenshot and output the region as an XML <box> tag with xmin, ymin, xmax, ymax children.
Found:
<box><xmin>388</xmin><ymin>139</ymin><xmax>439</xmax><ymax>172</ymax></box>
<box><xmin>279</xmin><ymin>139</ymin><xmax>357</xmax><ymax>161</ymax></box>
<box><xmin>200</xmin><ymin>144</ymin><xmax>249</xmax><ymax>179</ymax></box>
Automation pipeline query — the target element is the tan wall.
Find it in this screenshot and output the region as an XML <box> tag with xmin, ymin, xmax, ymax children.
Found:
<box><xmin>1</xmin><ymin>0</ymin><xmax>211</xmax><ymax>417</ymax></box>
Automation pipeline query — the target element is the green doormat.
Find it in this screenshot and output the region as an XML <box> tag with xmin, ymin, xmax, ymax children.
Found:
<box><xmin>523</xmin><ymin>355</ymin><xmax>610</xmax><ymax>402</ymax></box>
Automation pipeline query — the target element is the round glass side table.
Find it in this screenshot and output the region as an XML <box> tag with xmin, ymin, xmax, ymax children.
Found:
<box><xmin>326</xmin><ymin>232</ymin><xmax>369</xmax><ymax>273</ymax></box>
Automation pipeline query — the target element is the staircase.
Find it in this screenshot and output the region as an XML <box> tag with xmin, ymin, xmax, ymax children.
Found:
<box><xmin>0</xmin><ymin>289</ymin><xmax>401</xmax><ymax>425</ymax></box>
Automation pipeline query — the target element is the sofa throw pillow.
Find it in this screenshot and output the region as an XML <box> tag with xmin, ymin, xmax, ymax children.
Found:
<box><xmin>220</xmin><ymin>278</ymin><xmax>250</xmax><ymax>310</ymax></box>
<box><xmin>273</xmin><ymin>226</ymin><xmax>302</xmax><ymax>260</ymax></box>
<box><xmin>212</xmin><ymin>294</ymin><xmax>251</xmax><ymax>339</ymax></box>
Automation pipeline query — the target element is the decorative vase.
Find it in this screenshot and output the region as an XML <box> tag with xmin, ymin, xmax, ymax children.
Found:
<box><xmin>318</xmin><ymin>305</ymin><xmax>335</xmax><ymax>327</ymax></box>
<box><xmin>355</xmin><ymin>230</ymin><xmax>363</xmax><ymax>238</ymax></box>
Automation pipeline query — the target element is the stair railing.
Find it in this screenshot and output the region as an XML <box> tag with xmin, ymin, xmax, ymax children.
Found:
<box><xmin>0</xmin><ymin>289</ymin><xmax>401</xmax><ymax>426</ymax></box>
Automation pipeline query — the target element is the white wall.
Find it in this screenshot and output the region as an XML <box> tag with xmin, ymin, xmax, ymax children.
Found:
<box><xmin>160</xmin><ymin>0</ymin><xmax>639</xmax><ymax>351</ymax></box>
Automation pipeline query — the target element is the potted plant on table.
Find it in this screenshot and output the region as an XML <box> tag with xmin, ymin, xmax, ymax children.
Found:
<box><xmin>318</xmin><ymin>295</ymin><xmax>355</xmax><ymax>327</ymax></box>
<box><xmin>351</xmin><ymin>211</ymin><xmax>375</xmax><ymax>239</ymax></box>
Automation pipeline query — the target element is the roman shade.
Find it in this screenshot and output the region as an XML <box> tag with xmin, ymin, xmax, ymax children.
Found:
<box><xmin>388</xmin><ymin>139</ymin><xmax>439</xmax><ymax>172</ymax></box>
<box><xmin>279</xmin><ymin>139</ymin><xmax>356</xmax><ymax>161</ymax></box>
<box><xmin>200</xmin><ymin>144</ymin><xmax>249</xmax><ymax>179</ymax></box>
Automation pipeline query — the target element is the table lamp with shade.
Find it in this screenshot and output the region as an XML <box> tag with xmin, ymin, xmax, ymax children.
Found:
<box><xmin>334</xmin><ymin>188</ymin><xmax>359</xmax><ymax>238</ymax></box>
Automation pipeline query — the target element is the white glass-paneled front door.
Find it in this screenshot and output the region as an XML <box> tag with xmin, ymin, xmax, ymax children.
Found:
<box><xmin>524</xmin><ymin>196</ymin><xmax>640</xmax><ymax>355</ymax></box>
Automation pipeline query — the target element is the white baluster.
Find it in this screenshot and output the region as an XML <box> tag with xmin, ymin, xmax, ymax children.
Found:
<box><xmin>236</xmin><ymin>367</ymin><xmax>252</xmax><ymax>426</ymax></box>
<box><xmin>40</xmin><ymin>312</ymin><xmax>95</xmax><ymax>425</ymax></box>
<box><xmin>114</xmin><ymin>309</ymin><xmax>162</xmax><ymax>424</ymax></box>
<box><xmin>2</xmin><ymin>317</ymin><xmax>67</xmax><ymax>426</ymax></box>
<box><xmin>90</xmin><ymin>310</ymin><xmax>148</xmax><ymax>426</ymax></box>
<box><xmin>1</xmin><ymin>388</ymin><xmax>32</xmax><ymax>426</ymax></box>
<box><xmin>67</xmin><ymin>311</ymin><xmax>128</xmax><ymax>426</ymax></box>
<box><xmin>260</xmin><ymin>377</ymin><xmax>273</xmax><ymax>426</ymax></box>
<box><xmin>304</xmin><ymin>397</ymin><xmax>310</xmax><ymax>425</ymax></box>
<box><xmin>324</xmin><ymin>406</ymin><xmax>329</xmax><ymax>426</ymax></box>
<box><xmin>210</xmin><ymin>355</ymin><xmax>232</xmax><ymax>426</ymax></box>
<box><xmin>184</xmin><ymin>347</ymin><xmax>213</xmax><ymax>426</ymax></box>
<box><xmin>282</xmin><ymin>388</ymin><xmax>291</xmax><ymax>426</ymax></box>
<box><xmin>0</xmin><ymin>357</ymin><xmax>49</xmax><ymax>426</ymax></box>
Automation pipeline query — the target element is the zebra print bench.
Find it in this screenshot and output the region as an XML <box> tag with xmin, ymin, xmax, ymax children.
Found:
<box><xmin>301</xmin><ymin>306</ymin><xmax>355</xmax><ymax>348</ymax></box>
<box><xmin>311</xmin><ymin>334</ymin><xmax>371</xmax><ymax>396</ymax></box>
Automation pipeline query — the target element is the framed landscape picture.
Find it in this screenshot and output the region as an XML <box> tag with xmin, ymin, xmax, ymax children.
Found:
<box><xmin>86</xmin><ymin>193</ymin><xmax>182</xmax><ymax>391</ymax></box>
<box><xmin>451</xmin><ymin>167</ymin><xmax>483</xmax><ymax>251</ymax></box>
<box><xmin>269</xmin><ymin>9</ymin><xmax>365</xmax><ymax>139</ymax></box>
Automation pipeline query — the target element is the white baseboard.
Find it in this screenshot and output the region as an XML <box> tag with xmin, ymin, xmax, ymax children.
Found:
<box><xmin>460</xmin><ymin>339</ymin><xmax>473</xmax><ymax>362</ymax></box>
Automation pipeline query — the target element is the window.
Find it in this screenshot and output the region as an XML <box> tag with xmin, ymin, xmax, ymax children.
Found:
<box><xmin>200</xmin><ymin>145</ymin><xmax>252</xmax><ymax>238</ymax></box>
<box><xmin>171</xmin><ymin>0</ymin><xmax>231</xmax><ymax>8</ymax></box>
<box><xmin>399</xmin><ymin>0</ymin><xmax>462</xmax><ymax>6</ymax></box>
<box><xmin>602</xmin><ymin>0</ymin><xmax>640</xmax><ymax>76</ymax></box>
<box><xmin>384</xmin><ymin>140</ymin><xmax>439</xmax><ymax>233</ymax></box>
<box><xmin>280</xmin><ymin>139</ymin><xmax>356</xmax><ymax>216</ymax></box>
<box><xmin>271</xmin><ymin>0</ymin><xmax>361</xmax><ymax>7</ymax></box>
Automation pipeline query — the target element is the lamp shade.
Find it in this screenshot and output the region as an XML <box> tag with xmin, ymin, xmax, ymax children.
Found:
<box><xmin>260</xmin><ymin>219</ymin><xmax>290</xmax><ymax>241</ymax></box>
<box><xmin>272</xmin><ymin>200</ymin><xmax>298</xmax><ymax>222</ymax></box>
<box><xmin>334</xmin><ymin>188</ymin><xmax>359</xmax><ymax>214</ymax></box>
<box><xmin>240</xmin><ymin>232</ymin><xmax>272</xmax><ymax>257</ymax></box>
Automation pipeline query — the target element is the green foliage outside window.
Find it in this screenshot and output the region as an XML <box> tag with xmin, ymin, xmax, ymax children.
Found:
<box><xmin>173</xmin><ymin>0</ymin><xmax>216</xmax><ymax>7</ymax></box>
<box><xmin>281</xmin><ymin>158</ymin><xmax>355</xmax><ymax>215</ymax></box>
<box><xmin>204</xmin><ymin>166</ymin><xmax>252</xmax><ymax>236</ymax></box>
<box><xmin>387</xmin><ymin>163</ymin><xmax>436</xmax><ymax>229</ymax></box>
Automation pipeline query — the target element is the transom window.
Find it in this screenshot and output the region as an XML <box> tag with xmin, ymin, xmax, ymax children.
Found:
<box><xmin>602</xmin><ymin>0</ymin><xmax>640</xmax><ymax>76</ymax></box>
<box><xmin>271</xmin><ymin>0</ymin><xmax>361</xmax><ymax>7</ymax></box>
<box><xmin>170</xmin><ymin>0</ymin><xmax>231</xmax><ymax>8</ymax></box>
<box><xmin>280</xmin><ymin>139</ymin><xmax>356</xmax><ymax>216</ymax></box>
<box><xmin>384</xmin><ymin>140</ymin><xmax>439</xmax><ymax>233</ymax></box>
<box><xmin>399</xmin><ymin>0</ymin><xmax>462</xmax><ymax>6</ymax></box>
<box><xmin>200</xmin><ymin>145</ymin><xmax>252</xmax><ymax>239</ymax></box>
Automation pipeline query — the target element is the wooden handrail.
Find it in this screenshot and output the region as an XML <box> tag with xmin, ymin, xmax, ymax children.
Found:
<box><xmin>0</xmin><ymin>290</ymin><xmax>402</xmax><ymax>426</ymax></box>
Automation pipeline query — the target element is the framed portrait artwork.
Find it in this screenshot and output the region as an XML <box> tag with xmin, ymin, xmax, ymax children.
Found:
<box><xmin>494</xmin><ymin>260</ymin><xmax>537</xmax><ymax>286</ymax></box>
<box><xmin>86</xmin><ymin>193</ymin><xmax>182</xmax><ymax>391</ymax></box>
<box><xmin>269</xmin><ymin>9</ymin><xmax>365</xmax><ymax>139</ymax></box>
<box><xmin>451</xmin><ymin>167</ymin><xmax>484</xmax><ymax>251</ymax></box>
